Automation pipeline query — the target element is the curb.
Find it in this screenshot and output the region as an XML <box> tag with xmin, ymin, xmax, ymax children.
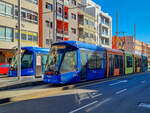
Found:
<box><xmin>0</xmin><ymin>80</ymin><xmax>46</xmax><ymax>91</ymax></box>
<box><xmin>0</xmin><ymin>71</ymin><xmax>149</xmax><ymax>105</ymax></box>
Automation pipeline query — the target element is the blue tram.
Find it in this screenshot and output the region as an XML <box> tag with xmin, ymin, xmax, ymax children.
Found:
<box><xmin>44</xmin><ymin>41</ymin><xmax>148</xmax><ymax>84</ymax></box>
<box><xmin>44</xmin><ymin>41</ymin><xmax>106</xmax><ymax>84</ymax></box>
<box><xmin>8</xmin><ymin>47</ymin><xmax>50</xmax><ymax>77</ymax></box>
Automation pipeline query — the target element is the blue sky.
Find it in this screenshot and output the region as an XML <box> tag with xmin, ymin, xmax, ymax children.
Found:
<box><xmin>93</xmin><ymin>0</ymin><xmax>150</xmax><ymax>43</ymax></box>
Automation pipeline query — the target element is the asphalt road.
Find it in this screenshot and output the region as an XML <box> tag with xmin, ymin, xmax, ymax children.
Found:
<box><xmin>1</xmin><ymin>72</ymin><xmax>150</xmax><ymax>113</ymax></box>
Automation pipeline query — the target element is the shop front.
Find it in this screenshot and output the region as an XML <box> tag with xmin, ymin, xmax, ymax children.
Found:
<box><xmin>0</xmin><ymin>49</ymin><xmax>15</xmax><ymax>64</ymax></box>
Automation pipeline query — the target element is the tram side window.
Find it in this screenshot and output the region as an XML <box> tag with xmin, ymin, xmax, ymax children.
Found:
<box><xmin>43</xmin><ymin>55</ymin><xmax>48</xmax><ymax>66</ymax></box>
<box><xmin>127</xmin><ymin>56</ymin><xmax>133</xmax><ymax>68</ymax></box>
<box><xmin>97</xmin><ymin>53</ymin><xmax>103</xmax><ymax>69</ymax></box>
<box><xmin>88</xmin><ymin>52</ymin><xmax>103</xmax><ymax>70</ymax></box>
<box><xmin>21</xmin><ymin>51</ymin><xmax>33</xmax><ymax>69</ymax></box>
<box><xmin>137</xmin><ymin>58</ymin><xmax>140</xmax><ymax>67</ymax></box>
<box><xmin>139</xmin><ymin>58</ymin><xmax>141</xmax><ymax>67</ymax></box>
<box><xmin>60</xmin><ymin>50</ymin><xmax>77</xmax><ymax>73</ymax></box>
<box><xmin>115</xmin><ymin>55</ymin><xmax>119</xmax><ymax>68</ymax></box>
<box><xmin>135</xmin><ymin>58</ymin><xmax>138</xmax><ymax>67</ymax></box>
<box><xmin>88</xmin><ymin>52</ymin><xmax>97</xmax><ymax>69</ymax></box>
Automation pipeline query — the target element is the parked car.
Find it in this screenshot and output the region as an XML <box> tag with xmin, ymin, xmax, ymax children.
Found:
<box><xmin>0</xmin><ymin>63</ymin><xmax>9</xmax><ymax>75</ymax></box>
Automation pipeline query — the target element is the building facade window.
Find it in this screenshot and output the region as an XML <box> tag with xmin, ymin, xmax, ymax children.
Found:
<box><xmin>33</xmin><ymin>32</ymin><xmax>38</xmax><ymax>42</ymax></box>
<box><xmin>105</xmin><ymin>38</ymin><xmax>109</xmax><ymax>45</ymax></box>
<box><xmin>84</xmin><ymin>19</ymin><xmax>88</xmax><ymax>25</ymax></box>
<box><xmin>71</xmin><ymin>28</ymin><xmax>76</xmax><ymax>34</ymax></box>
<box><xmin>25</xmin><ymin>0</ymin><xmax>38</xmax><ymax>5</ymax></box>
<box><xmin>21</xmin><ymin>30</ymin><xmax>27</xmax><ymax>40</ymax></box>
<box><xmin>72</xmin><ymin>0</ymin><xmax>76</xmax><ymax>5</ymax></box>
<box><xmin>90</xmin><ymin>33</ymin><xmax>94</xmax><ymax>38</ymax></box>
<box><xmin>15</xmin><ymin>7</ymin><xmax>38</xmax><ymax>24</ymax></box>
<box><xmin>0</xmin><ymin>1</ymin><xmax>13</xmax><ymax>17</ymax></box>
<box><xmin>46</xmin><ymin>2</ymin><xmax>53</xmax><ymax>10</ymax></box>
<box><xmin>45</xmin><ymin>20</ymin><xmax>50</xmax><ymax>27</ymax></box>
<box><xmin>15</xmin><ymin>30</ymin><xmax>38</xmax><ymax>42</ymax></box>
<box><xmin>46</xmin><ymin>39</ymin><xmax>52</xmax><ymax>45</ymax></box>
<box><xmin>0</xmin><ymin>26</ymin><xmax>13</xmax><ymax>42</ymax></box>
<box><xmin>85</xmin><ymin>32</ymin><xmax>88</xmax><ymax>37</ymax></box>
<box><xmin>57</xmin><ymin>4</ymin><xmax>63</xmax><ymax>17</ymax></box>
<box><xmin>71</xmin><ymin>13</ymin><xmax>76</xmax><ymax>20</ymax></box>
<box><xmin>28</xmin><ymin>32</ymin><xmax>33</xmax><ymax>41</ymax></box>
<box><xmin>90</xmin><ymin>21</ymin><xmax>94</xmax><ymax>27</ymax></box>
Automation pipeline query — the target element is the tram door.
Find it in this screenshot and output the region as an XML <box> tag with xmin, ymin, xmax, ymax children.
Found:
<box><xmin>109</xmin><ymin>54</ymin><xmax>114</xmax><ymax>77</ymax></box>
<box><xmin>35</xmin><ymin>54</ymin><xmax>43</xmax><ymax>78</ymax></box>
<box><xmin>80</xmin><ymin>51</ymin><xmax>87</xmax><ymax>80</ymax></box>
<box><xmin>120</xmin><ymin>55</ymin><xmax>123</xmax><ymax>75</ymax></box>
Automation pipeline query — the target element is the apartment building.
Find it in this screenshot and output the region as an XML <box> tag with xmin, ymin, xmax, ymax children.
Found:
<box><xmin>40</xmin><ymin>0</ymin><xmax>79</xmax><ymax>48</ymax></box>
<box><xmin>78</xmin><ymin>0</ymin><xmax>112</xmax><ymax>48</ymax></box>
<box><xmin>100</xmin><ymin>11</ymin><xmax>112</xmax><ymax>48</ymax></box>
<box><xmin>0</xmin><ymin>0</ymin><xmax>39</xmax><ymax>63</ymax></box>
<box><xmin>78</xmin><ymin>9</ymin><xmax>96</xmax><ymax>44</ymax></box>
<box><xmin>68</xmin><ymin>0</ymin><xmax>79</xmax><ymax>41</ymax></box>
<box><xmin>39</xmin><ymin>0</ymin><xmax>53</xmax><ymax>48</ymax></box>
<box><xmin>147</xmin><ymin>45</ymin><xmax>150</xmax><ymax>66</ymax></box>
<box><xmin>142</xmin><ymin>42</ymin><xmax>148</xmax><ymax>56</ymax></box>
<box><xmin>135</xmin><ymin>40</ymin><xmax>142</xmax><ymax>55</ymax></box>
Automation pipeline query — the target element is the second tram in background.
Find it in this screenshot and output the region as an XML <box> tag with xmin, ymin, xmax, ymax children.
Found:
<box><xmin>44</xmin><ymin>41</ymin><xmax>148</xmax><ymax>84</ymax></box>
<box><xmin>8</xmin><ymin>47</ymin><xmax>50</xmax><ymax>78</ymax></box>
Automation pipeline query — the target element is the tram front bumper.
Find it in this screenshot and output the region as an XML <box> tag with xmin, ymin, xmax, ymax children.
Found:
<box><xmin>43</xmin><ymin>75</ymin><xmax>61</xmax><ymax>84</ymax></box>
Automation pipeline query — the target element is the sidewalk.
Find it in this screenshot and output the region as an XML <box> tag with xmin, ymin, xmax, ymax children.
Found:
<box><xmin>0</xmin><ymin>76</ymin><xmax>45</xmax><ymax>91</ymax></box>
<box><xmin>0</xmin><ymin>74</ymin><xmax>8</xmax><ymax>78</ymax></box>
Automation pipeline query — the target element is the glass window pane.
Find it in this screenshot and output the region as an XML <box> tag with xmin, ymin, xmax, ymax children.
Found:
<box><xmin>0</xmin><ymin>26</ymin><xmax>5</xmax><ymax>40</ymax></box>
<box><xmin>115</xmin><ymin>55</ymin><xmax>119</xmax><ymax>68</ymax></box>
<box><xmin>60</xmin><ymin>51</ymin><xmax>77</xmax><ymax>73</ymax></box>
<box><xmin>33</xmin><ymin>33</ymin><xmax>38</xmax><ymax>41</ymax></box>
<box><xmin>6</xmin><ymin>27</ymin><xmax>13</xmax><ymax>41</ymax></box>
<box><xmin>97</xmin><ymin>53</ymin><xmax>103</xmax><ymax>69</ymax></box>
<box><xmin>21</xmin><ymin>31</ymin><xmax>27</xmax><ymax>40</ymax></box>
<box><xmin>21</xmin><ymin>51</ymin><xmax>33</xmax><ymax>69</ymax></box>
<box><xmin>6</xmin><ymin>4</ymin><xmax>13</xmax><ymax>16</ymax></box>
<box><xmin>0</xmin><ymin>1</ymin><xmax>5</xmax><ymax>15</ymax></box>
<box><xmin>127</xmin><ymin>56</ymin><xmax>133</xmax><ymax>68</ymax></box>
<box><xmin>28</xmin><ymin>32</ymin><xmax>33</xmax><ymax>41</ymax></box>
<box><xmin>15</xmin><ymin>30</ymin><xmax>18</xmax><ymax>39</ymax></box>
<box><xmin>88</xmin><ymin>52</ymin><xmax>97</xmax><ymax>69</ymax></box>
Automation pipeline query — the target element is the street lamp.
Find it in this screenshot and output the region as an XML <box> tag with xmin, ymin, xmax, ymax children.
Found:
<box><xmin>17</xmin><ymin>0</ymin><xmax>21</xmax><ymax>80</ymax></box>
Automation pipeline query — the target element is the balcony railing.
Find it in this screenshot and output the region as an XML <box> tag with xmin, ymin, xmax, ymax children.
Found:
<box><xmin>102</xmin><ymin>22</ymin><xmax>109</xmax><ymax>26</ymax></box>
<box><xmin>57</xmin><ymin>29</ymin><xmax>68</xmax><ymax>35</ymax></box>
<box><xmin>102</xmin><ymin>32</ymin><xmax>109</xmax><ymax>36</ymax></box>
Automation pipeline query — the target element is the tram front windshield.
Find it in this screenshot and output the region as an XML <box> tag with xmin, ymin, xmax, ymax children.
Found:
<box><xmin>46</xmin><ymin>45</ymin><xmax>77</xmax><ymax>74</ymax></box>
<box><xmin>10</xmin><ymin>49</ymin><xmax>33</xmax><ymax>70</ymax></box>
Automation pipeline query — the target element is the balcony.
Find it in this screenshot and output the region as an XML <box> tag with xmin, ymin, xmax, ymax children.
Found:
<box><xmin>102</xmin><ymin>32</ymin><xmax>109</xmax><ymax>38</ymax></box>
<box><xmin>57</xmin><ymin>0</ymin><xmax>69</xmax><ymax>6</ymax></box>
<box><xmin>57</xmin><ymin>29</ymin><xmax>68</xmax><ymax>36</ymax></box>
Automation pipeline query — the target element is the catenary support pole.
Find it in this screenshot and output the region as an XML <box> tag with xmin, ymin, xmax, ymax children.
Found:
<box><xmin>18</xmin><ymin>0</ymin><xmax>21</xmax><ymax>80</ymax></box>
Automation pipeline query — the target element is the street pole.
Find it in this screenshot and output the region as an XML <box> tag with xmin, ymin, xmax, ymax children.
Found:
<box><xmin>53</xmin><ymin>0</ymin><xmax>56</xmax><ymax>42</ymax></box>
<box><xmin>18</xmin><ymin>0</ymin><xmax>21</xmax><ymax>80</ymax></box>
<box><xmin>116</xmin><ymin>11</ymin><xmax>118</xmax><ymax>36</ymax></box>
<box><xmin>134</xmin><ymin>23</ymin><xmax>136</xmax><ymax>54</ymax></box>
<box><xmin>63</xmin><ymin>0</ymin><xmax>65</xmax><ymax>40</ymax></box>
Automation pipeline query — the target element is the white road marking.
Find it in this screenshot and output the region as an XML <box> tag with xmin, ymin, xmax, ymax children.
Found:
<box><xmin>109</xmin><ymin>80</ymin><xmax>128</xmax><ymax>86</ymax></box>
<box><xmin>116</xmin><ymin>89</ymin><xmax>127</xmax><ymax>94</ymax></box>
<box><xmin>69</xmin><ymin>101</ymin><xmax>98</xmax><ymax>113</ymax></box>
<box><xmin>79</xmin><ymin>96</ymin><xmax>90</xmax><ymax>101</ymax></box>
<box><xmin>91</xmin><ymin>93</ymin><xmax>103</xmax><ymax>98</ymax></box>
<box><xmin>86</xmin><ymin>98</ymin><xmax>112</xmax><ymax>112</ymax></box>
<box><xmin>139</xmin><ymin>103</ymin><xmax>150</xmax><ymax>109</ymax></box>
